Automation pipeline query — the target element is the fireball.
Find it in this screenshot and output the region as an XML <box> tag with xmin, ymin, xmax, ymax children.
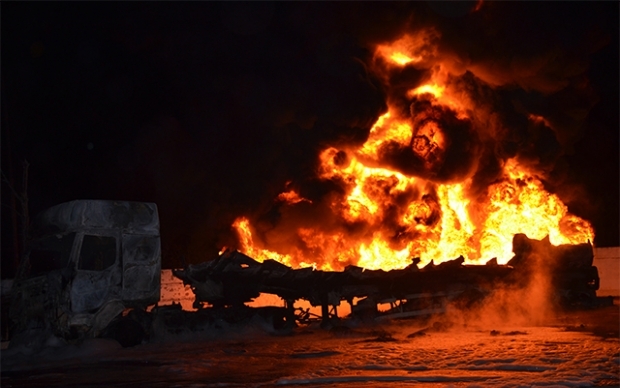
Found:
<box><xmin>231</xmin><ymin>28</ymin><xmax>594</xmax><ymax>271</ymax></box>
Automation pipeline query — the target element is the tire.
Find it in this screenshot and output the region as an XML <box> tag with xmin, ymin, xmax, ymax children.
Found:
<box><xmin>109</xmin><ymin>317</ymin><xmax>145</xmax><ymax>347</ymax></box>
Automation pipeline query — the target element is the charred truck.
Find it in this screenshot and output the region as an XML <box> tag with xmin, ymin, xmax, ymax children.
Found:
<box><xmin>8</xmin><ymin>200</ymin><xmax>605</xmax><ymax>347</ymax></box>
<box><xmin>9</xmin><ymin>200</ymin><xmax>161</xmax><ymax>346</ymax></box>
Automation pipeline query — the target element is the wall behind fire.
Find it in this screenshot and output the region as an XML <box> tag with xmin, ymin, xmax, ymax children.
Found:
<box><xmin>160</xmin><ymin>269</ymin><xmax>195</xmax><ymax>311</ymax></box>
<box><xmin>593</xmin><ymin>247</ymin><xmax>620</xmax><ymax>297</ymax></box>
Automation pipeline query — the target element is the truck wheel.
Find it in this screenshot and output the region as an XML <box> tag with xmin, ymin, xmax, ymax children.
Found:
<box><xmin>110</xmin><ymin>317</ymin><xmax>145</xmax><ymax>347</ymax></box>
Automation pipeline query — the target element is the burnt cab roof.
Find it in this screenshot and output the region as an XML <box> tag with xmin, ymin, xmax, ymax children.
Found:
<box><xmin>31</xmin><ymin>200</ymin><xmax>160</xmax><ymax>238</ymax></box>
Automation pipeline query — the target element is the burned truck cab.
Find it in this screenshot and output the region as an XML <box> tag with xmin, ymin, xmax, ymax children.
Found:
<box><xmin>10</xmin><ymin>200</ymin><xmax>161</xmax><ymax>343</ymax></box>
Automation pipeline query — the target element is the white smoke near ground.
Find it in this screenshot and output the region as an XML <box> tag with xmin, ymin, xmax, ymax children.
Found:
<box><xmin>443</xmin><ymin>270</ymin><xmax>554</xmax><ymax>330</ymax></box>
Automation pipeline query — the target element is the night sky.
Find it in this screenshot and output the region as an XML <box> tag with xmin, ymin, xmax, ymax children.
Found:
<box><xmin>2</xmin><ymin>2</ymin><xmax>618</xmax><ymax>276</ymax></box>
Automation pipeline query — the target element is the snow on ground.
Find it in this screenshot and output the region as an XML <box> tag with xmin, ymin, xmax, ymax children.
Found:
<box><xmin>273</xmin><ymin>324</ymin><xmax>619</xmax><ymax>387</ymax></box>
<box><xmin>2</xmin><ymin>308</ymin><xmax>618</xmax><ymax>388</ymax></box>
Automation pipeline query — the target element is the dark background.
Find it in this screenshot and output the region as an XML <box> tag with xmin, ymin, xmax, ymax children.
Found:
<box><xmin>2</xmin><ymin>2</ymin><xmax>618</xmax><ymax>276</ymax></box>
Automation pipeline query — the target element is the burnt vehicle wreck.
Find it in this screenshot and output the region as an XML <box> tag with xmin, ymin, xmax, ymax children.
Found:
<box><xmin>9</xmin><ymin>200</ymin><xmax>161</xmax><ymax>347</ymax></box>
<box><xmin>8</xmin><ymin>200</ymin><xmax>604</xmax><ymax>348</ymax></box>
<box><xmin>173</xmin><ymin>233</ymin><xmax>602</xmax><ymax>326</ymax></box>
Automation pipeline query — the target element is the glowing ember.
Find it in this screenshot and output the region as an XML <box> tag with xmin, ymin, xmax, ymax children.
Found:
<box><xmin>230</xmin><ymin>28</ymin><xmax>595</xmax><ymax>272</ymax></box>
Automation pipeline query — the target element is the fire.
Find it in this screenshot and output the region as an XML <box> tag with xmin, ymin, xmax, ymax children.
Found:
<box><xmin>232</xmin><ymin>217</ymin><xmax>297</xmax><ymax>268</ymax></box>
<box><xmin>388</xmin><ymin>52</ymin><xmax>418</xmax><ymax>66</ymax></box>
<box><xmin>229</xmin><ymin>28</ymin><xmax>595</xmax><ymax>272</ymax></box>
<box><xmin>409</xmin><ymin>83</ymin><xmax>445</xmax><ymax>98</ymax></box>
<box><xmin>479</xmin><ymin>160</ymin><xmax>594</xmax><ymax>261</ymax></box>
<box><xmin>359</xmin><ymin>111</ymin><xmax>413</xmax><ymax>157</ymax></box>
<box><xmin>277</xmin><ymin>190</ymin><xmax>312</xmax><ymax>205</ymax></box>
<box><xmin>374</xmin><ymin>31</ymin><xmax>439</xmax><ymax>67</ymax></box>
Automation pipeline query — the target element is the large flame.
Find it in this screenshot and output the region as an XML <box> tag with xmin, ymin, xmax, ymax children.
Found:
<box><xmin>230</xmin><ymin>29</ymin><xmax>594</xmax><ymax>271</ymax></box>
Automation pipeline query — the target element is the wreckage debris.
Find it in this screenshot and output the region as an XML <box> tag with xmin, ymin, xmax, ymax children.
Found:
<box><xmin>8</xmin><ymin>200</ymin><xmax>162</xmax><ymax>348</ymax></box>
<box><xmin>8</xmin><ymin>196</ymin><xmax>605</xmax><ymax>349</ymax></box>
<box><xmin>173</xmin><ymin>234</ymin><xmax>602</xmax><ymax>326</ymax></box>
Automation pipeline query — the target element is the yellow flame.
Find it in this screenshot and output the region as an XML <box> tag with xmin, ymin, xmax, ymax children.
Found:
<box><xmin>479</xmin><ymin>159</ymin><xmax>594</xmax><ymax>262</ymax></box>
<box><xmin>229</xmin><ymin>29</ymin><xmax>594</xmax><ymax>272</ymax></box>
<box><xmin>234</xmin><ymin>150</ymin><xmax>593</xmax><ymax>270</ymax></box>
<box><xmin>374</xmin><ymin>31</ymin><xmax>438</xmax><ymax>67</ymax></box>
<box><xmin>233</xmin><ymin>217</ymin><xmax>297</xmax><ymax>268</ymax></box>
<box><xmin>409</xmin><ymin>83</ymin><xmax>445</xmax><ymax>98</ymax></box>
<box><xmin>359</xmin><ymin>111</ymin><xmax>413</xmax><ymax>157</ymax></box>
<box><xmin>357</xmin><ymin>239</ymin><xmax>412</xmax><ymax>270</ymax></box>
<box><xmin>389</xmin><ymin>52</ymin><xmax>418</xmax><ymax>66</ymax></box>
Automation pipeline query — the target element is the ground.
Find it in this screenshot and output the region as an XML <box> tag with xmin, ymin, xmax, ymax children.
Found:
<box><xmin>2</xmin><ymin>304</ymin><xmax>618</xmax><ymax>387</ymax></box>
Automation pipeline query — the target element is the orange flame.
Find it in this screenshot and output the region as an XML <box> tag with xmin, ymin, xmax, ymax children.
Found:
<box><xmin>277</xmin><ymin>190</ymin><xmax>312</xmax><ymax>205</ymax></box>
<box><xmin>233</xmin><ymin>154</ymin><xmax>593</xmax><ymax>270</ymax></box>
<box><xmin>479</xmin><ymin>159</ymin><xmax>594</xmax><ymax>262</ymax></box>
<box><xmin>232</xmin><ymin>217</ymin><xmax>299</xmax><ymax>268</ymax></box>
<box><xmin>230</xmin><ymin>30</ymin><xmax>594</xmax><ymax>272</ymax></box>
<box><xmin>374</xmin><ymin>30</ymin><xmax>439</xmax><ymax>67</ymax></box>
<box><xmin>409</xmin><ymin>83</ymin><xmax>445</xmax><ymax>98</ymax></box>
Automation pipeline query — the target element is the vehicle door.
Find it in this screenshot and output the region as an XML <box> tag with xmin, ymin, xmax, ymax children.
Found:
<box><xmin>121</xmin><ymin>233</ymin><xmax>161</xmax><ymax>305</ymax></box>
<box><xmin>10</xmin><ymin>232</ymin><xmax>77</xmax><ymax>332</ymax></box>
<box><xmin>70</xmin><ymin>232</ymin><xmax>122</xmax><ymax>313</ymax></box>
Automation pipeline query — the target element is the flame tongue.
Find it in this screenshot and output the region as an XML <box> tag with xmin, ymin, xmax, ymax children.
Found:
<box><xmin>231</xmin><ymin>29</ymin><xmax>595</xmax><ymax>272</ymax></box>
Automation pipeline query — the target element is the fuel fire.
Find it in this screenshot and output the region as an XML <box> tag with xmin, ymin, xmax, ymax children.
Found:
<box><xmin>231</xmin><ymin>29</ymin><xmax>594</xmax><ymax>272</ymax></box>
